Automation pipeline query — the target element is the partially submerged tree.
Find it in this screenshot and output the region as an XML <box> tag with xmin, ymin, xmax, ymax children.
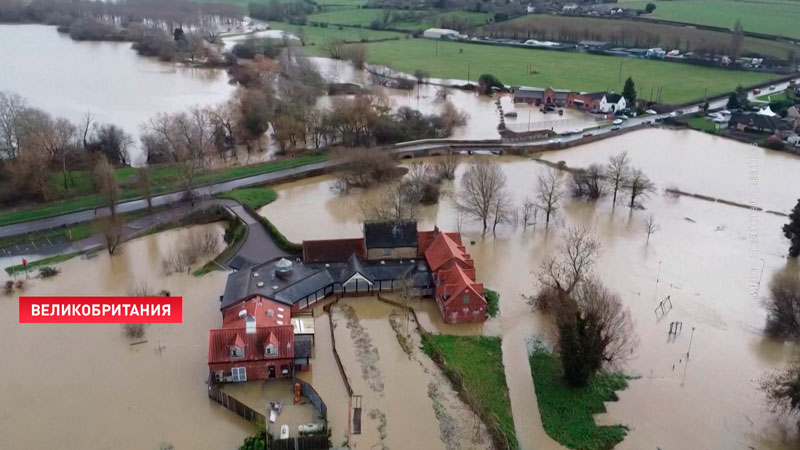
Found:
<box><xmin>644</xmin><ymin>214</ymin><xmax>660</xmax><ymax>243</ymax></box>
<box><xmin>624</xmin><ymin>167</ymin><xmax>656</xmax><ymax>208</ymax></box>
<box><xmin>558</xmin><ymin>278</ymin><xmax>638</xmax><ymax>387</ymax></box>
<box><xmin>764</xmin><ymin>272</ymin><xmax>800</xmax><ymax>340</ymax></box>
<box><xmin>760</xmin><ymin>353</ymin><xmax>800</xmax><ymax>430</ymax></box>
<box><xmin>457</xmin><ymin>160</ymin><xmax>508</xmax><ymax>234</ymax></box>
<box><xmin>535</xmin><ymin>227</ymin><xmax>602</xmax><ymax>307</ymax></box>
<box><xmin>572</xmin><ymin>163</ymin><xmax>604</xmax><ymax>200</ymax></box>
<box><xmin>101</xmin><ymin>214</ymin><xmax>124</xmax><ymax>255</ymax></box>
<box><xmin>605</xmin><ymin>152</ymin><xmax>630</xmax><ymax>206</ymax></box>
<box><xmin>536</xmin><ymin>168</ymin><xmax>563</xmax><ymax>227</ymax></box>
<box><xmin>783</xmin><ymin>199</ymin><xmax>800</xmax><ymax>258</ymax></box>
<box><xmin>343</xmin><ymin>44</ymin><xmax>368</xmax><ymax>70</ymax></box>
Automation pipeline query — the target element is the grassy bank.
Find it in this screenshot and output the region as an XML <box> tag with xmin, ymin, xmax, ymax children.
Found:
<box><xmin>5</xmin><ymin>252</ymin><xmax>81</xmax><ymax>275</ymax></box>
<box><xmin>687</xmin><ymin>116</ymin><xmax>723</xmax><ymax>134</ymax></box>
<box><xmin>530</xmin><ymin>346</ymin><xmax>629</xmax><ymax>450</ymax></box>
<box><xmin>485</xmin><ymin>288</ymin><xmax>500</xmax><ymax>317</ymax></box>
<box><xmin>360</xmin><ymin>38</ymin><xmax>777</xmax><ymax>104</ymax></box>
<box><xmin>421</xmin><ymin>334</ymin><xmax>518</xmax><ymax>450</ymax></box>
<box><xmin>218</xmin><ymin>187</ymin><xmax>277</xmax><ymax>210</ymax></box>
<box><xmin>0</xmin><ymin>154</ymin><xmax>327</xmax><ymax>227</ymax></box>
<box><xmin>620</xmin><ymin>0</ymin><xmax>800</xmax><ymax>40</ymax></box>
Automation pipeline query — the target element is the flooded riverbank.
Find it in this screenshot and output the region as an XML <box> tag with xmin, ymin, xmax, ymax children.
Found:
<box><xmin>0</xmin><ymin>24</ymin><xmax>235</xmax><ymax>165</ymax></box>
<box><xmin>0</xmin><ymin>223</ymin><xmax>252</xmax><ymax>450</ymax></box>
<box><xmin>261</xmin><ymin>128</ymin><xmax>800</xmax><ymax>450</ymax></box>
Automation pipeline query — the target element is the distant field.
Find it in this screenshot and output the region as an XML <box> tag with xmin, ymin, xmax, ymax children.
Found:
<box><xmin>270</xmin><ymin>21</ymin><xmax>407</xmax><ymax>47</ymax></box>
<box><xmin>486</xmin><ymin>15</ymin><xmax>797</xmax><ymax>59</ymax></box>
<box><xmin>307</xmin><ymin>8</ymin><xmax>488</xmax><ymax>30</ymax></box>
<box><xmin>620</xmin><ymin>0</ymin><xmax>800</xmax><ymax>39</ymax></box>
<box><xmin>360</xmin><ymin>38</ymin><xmax>779</xmax><ymax>103</ymax></box>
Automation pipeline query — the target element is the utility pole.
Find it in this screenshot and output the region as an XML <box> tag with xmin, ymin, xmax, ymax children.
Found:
<box><xmin>467</xmin><ymin>64</ymin><xmax>470</xmax><ymax>83</ymax></box>
<box><xmin>687</xmin><ymin>327</ymin><xmax>696</xmax><ymax>359</ymax></box>
<box><xmin>656</xmin><ymin>260</ymin><xmax>662</xmax><ymax>283</ymax></box>
<box><xmin>756</xmin><ymin>257</ymin><xmax>766</xmax><ymax>296</ymax></box>
<box><xmin>618</xmin><ymin>59</ymin><xmax>623</xmax><ymax>82</ymax></box>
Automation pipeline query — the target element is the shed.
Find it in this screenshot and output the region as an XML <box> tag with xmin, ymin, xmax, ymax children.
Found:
<box><xmin>423</xmin><ymin>28</ymin><xmax>460</xmax><ymax>39</ymax></box>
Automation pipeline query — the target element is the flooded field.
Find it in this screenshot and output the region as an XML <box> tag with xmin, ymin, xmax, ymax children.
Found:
<box><xmin>261</xmin><ymin>128</ymin><xmax>800</xmax><ymax>450</ymax></box>
<box><xmin>0</xmin><ymin>223</ymin><xmax>254</xmax><ymax>450</ymax></box>
<box><xmin>0</xmin><ymin>24</ymin><xmax>235</xmax><ymax>164</ymax></box>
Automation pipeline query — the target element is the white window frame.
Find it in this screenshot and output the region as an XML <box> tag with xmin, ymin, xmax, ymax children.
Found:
<box><xmin>231</xmin><ymin>367</ymin><xmax>247</xmax><ymax>382</ymax></box>
<box><xmin>462</xmin><ymin>294</ymin><xmax>470</xmax><ymax>305</ymax></box>
<box><xmin>230</xmin><ymin>345</ymin><xmax>244</xmax><ymax>358</ymax></box>
<box><xmin>265</xmin><ymin>344</ymin><xmax>277</xmax><ymax>356</ymax></box>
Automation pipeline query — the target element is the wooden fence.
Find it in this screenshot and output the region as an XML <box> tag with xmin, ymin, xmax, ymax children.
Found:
<box><xmin>207</xmin><ymin>375</ymin><xmax>266</xmax><ymax>425</ymax></box>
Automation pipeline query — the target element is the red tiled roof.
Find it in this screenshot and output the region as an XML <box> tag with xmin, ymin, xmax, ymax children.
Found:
<box><xmin>417</xmin><ymin>230</ymin><xmax>462</xmax><ymax>255</ymax></box>
<box><xmin>303</xmin><ymin>238</ymin><xmax>366</xmax><ymax>263</ymax></box>
<box><xmin>424</xmin><ymin>232</ymin><xmax>473</xmax><ymax>272</ymax></box>
<box><xmin>436</xmin><ymin>264</ymin><xmax>485</xmax><ymax>307</ymax></box>
<box><xmin>208</xmin><ymin>325</ymin><xmax>294</xmax><ymax>364</ymax></box>
<box><xmin>222</xmin><ymin>295</ymin><xmax>291</xmax><ymax>328</ymax></box>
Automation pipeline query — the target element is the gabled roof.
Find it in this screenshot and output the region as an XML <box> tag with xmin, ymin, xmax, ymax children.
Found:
<box><xmin>729</xmin><ymin>112</ymin><xmax>786</xmax><ymax>130</ymax></box>
<box><xmin>303</xmin><ymin>238</ymin><xmax>366</xmax><ymax>263</ymax></box>
<box><xmin>222</xmin><ymin>295</ymin><xmax>290</xmax><ymax>328</ymax></box>
<box><xmin>582</xmin><ymin>92</ymin><xmax>608</xmax><ymax>100</ymax></box>
<box><xmin>364</xmin><ymin>220</ymin><xmax>418</xmax><ymax>248</ymax></box>
<box><xmin>436</xmin><ymin>264</ymin><xmax>486</xmax><ymax>307</ymax></box>
<box><xmin>342</xmin><ymin>254</ymin><xmax>374</xmax><ymax>284</ymax></box>
<box><xmin>418</xmin><ymin>229</ymin><xmax>462</xmax><ymax>255</ymax></box>
<box><xmin>424</xmin><ymin>232</ymin><xmax>474</xmax><ymax>272</ymax></box>
<box><xmin>208</xmin><ymin>325</ymin><xmax>294</xmax><ymax>364</ymax></box>
<box><xmin>606</xmin><ymin>93</ymin><xmax>624</xmax><ymax>103</ymax></box>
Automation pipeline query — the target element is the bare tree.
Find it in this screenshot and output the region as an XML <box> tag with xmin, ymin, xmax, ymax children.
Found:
<box><xmin>521</xmin><ymin>197</ymin><xmax>536</xmax><ymax>228</ymax></box>
<box><xmin>102</xmin><ymin>214</ymin><xmax>124</xmax><ymax>255</ymax></box>
<box><xmin>137</xmin><ymin>167</ymin><xmax>153</xmax><ymax>212</ymax></box>
<box><xmin>439</xmin><ymin>101</ymin><xmax>468</xmax><ymax>136</ymax></box>
<box><xmin>491</xmin><ymin>190</ymin><xmax>514</xmax><ymax>234</ymax></box>
<box><xmin>434</xmin><ymin>150</ymin><xmax>459</xmax><ymax>181</ymax></box>
<box><xmin>343</xmin><ymin>44</ymin><xmax>368</xmax><ymax>70</ymax></box>
<box><xmin>760</xmin><ymin>353</ymin><xmax>800</xmax><ymax>428</ymax></box>
<box><xmin>571</xmin><ymin>163</ymin><xmax>604</xmax><ymax>200</ymax></box>
<box><xmin>536</xmin><ymin>168</ymin><xmax>563</xmax><ymax>227</ymax></box>
<box><xmin>624</xmin><ymin>167</ymin><xmax>656</xmax><ymax>208</ymax></box>
<box><xmin>321</xmin><ymin>38</ymin><xmax>345</xmax><ymax>59</ymax></box>
<box><xmin>457</xmin><ymin>160</ymin><xmax>507</xmax><ymax>234</ymax></box>
<box><xmin>605</xmin><ymin>152</ymin><xmax>630</xmax><ymax>205</ymax></box>
<box><xmin>140</xmin><ymin>106</ymin><xmax>212</xmax><ymax>204</ymax></box>
<box><xmin>360</xmin><ymin>182</ymin><xmax>419</xmax><ymax>221</ymax></box>
<box><xmin>644</xmin><ymin>214</ymin><xmax>660</xmax><ymax>243</ymax></box>
<box><xmin>536</xmin><ymin>227</ymin><xmax>602</xmax><ymax>305</ymax></box>
<box><xmin>572</xmin><ymin>278</ymin><xmax>638</xmax><ymax>368</ymax></box>
<box><xmin>331</xmin><ymin>148</ymin><xmax>398</xmax><ymax>192</ymax></box>
<box><xmin>764</xmin><ymin>272</ymin><xmax>800</xmax><ymax>339</ymax></box>
<box><xmin>0</xmin><ymin>91</ymin><xmax>28</xmax><ymax>159</ymax></box>
<box><xmin>94</xmin><ymin>154</ymin><xmax>119</xmax><ymax>217</ymax></box>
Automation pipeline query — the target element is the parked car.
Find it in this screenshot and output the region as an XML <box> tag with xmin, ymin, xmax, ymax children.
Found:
<box><xmin>612</xmin><ymin>118</ymin><xmax>623</xmax><ymax>125</ymax></box>
<box><xmin>611</xmin><ymin>125</ymin><xmax>621</xmax><ymax>131</ymax></box>
<box><xmin>645</xmin><ymin>109</ymin><xmax>657</xmax><ymax>115</ymax></box>
<box><xmin>719</xmin><ymin>109</ymin><xmax>731</xmax><ymax>115</ymax></box>
<box><xmin>583</xmin><ymin>132</ymin><xmax>593</xmax><ymax>137</ymax></box>
<box><xmin>548</xmin><ymin>138</ymin><xmax>562</xmax><ymax>144</ymax></box>
<box><xmin>753</xmin><ymin>88</ymin><xmax>761</xmax><ymax>95</ymax></box>
<box><xmin>769</xmin><ymin>85</ymin><xmax>777</xmax><ymax>90</ymax></box>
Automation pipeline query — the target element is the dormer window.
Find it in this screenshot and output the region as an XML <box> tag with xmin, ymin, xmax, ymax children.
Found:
<box><xmin>230</xmin><ymin>345</ymin><xmax>244</xmax><ymax>358</ymax></box>
<box><xmin>265</xmin><ymin>344</ymin><xmax>277</xmax><ymax>356</ymax></box>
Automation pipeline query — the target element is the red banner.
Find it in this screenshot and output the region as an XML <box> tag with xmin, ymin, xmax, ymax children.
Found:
<box><xmin>19</xmin><ymin>296</ymin><xmax>183</xmax><ymax>323</ymax></box>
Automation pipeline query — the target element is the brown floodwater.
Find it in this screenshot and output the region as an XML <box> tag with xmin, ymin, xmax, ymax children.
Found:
<box><xmin>261</xmin><ymin>128</ymin><xmax>800</xmax><ymax>450</ymax></box>
<box><xmin>0</xmin><ymin>24</ymin><xmax>235</xmax><ymax>165</ymax></box>
<box><xmin>0</xmin><ymin>223</ymin><xmax>255</xmax><ymax>450</ymax></box>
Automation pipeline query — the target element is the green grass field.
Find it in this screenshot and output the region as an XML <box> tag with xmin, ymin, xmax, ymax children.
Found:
<box><xmin>490</xmin><ymin>15</ymin><xmax>797</xmax><ymax>59</ymax></box>
<box><xmin>271</xmin><ymin>21</ymin><xmax>406</xmax><ymax>48</ymax></box>
<box><xmin>360</xmin><ymin>38</ymin><xmax>779</xmax><ymax>103</ymax></box>
<box><xmin>308</xmin><ymin>8</ymin><xmax>488</xmax><ymax>30</ymax></box>
<box><xmin>218</xmin><ymin>187</ymin><xmax>277</xmax><ymax>209</ymax></box>
<box><xmin>0</xmin><ymin>154</ymin><xmax>326</xmax><ymax>227</ymax></box>
<box><xmin>422</xmin><ymin>334</ymin><xmax>518</xmax><ymax>450</ymax></box>
<box><xmin>530</xmin><ymin>347</ymin><xmax>629</xmax><ymax>450</ymax></box>
<box><xmin>621</xmin><ymin>0</ymin><xmax>800</xmax><ymax>39</ymax></box>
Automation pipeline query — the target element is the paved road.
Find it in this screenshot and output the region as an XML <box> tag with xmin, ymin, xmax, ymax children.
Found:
<box><xmin>1</xmin><ymin>198</ymin><xmax>288</xmax><ymax>270</ymax></box>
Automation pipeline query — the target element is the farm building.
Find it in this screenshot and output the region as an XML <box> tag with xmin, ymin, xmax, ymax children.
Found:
<box><xmin>218</xmin><ymin>220</ymin><xmax>487</xmax><ymax>326</ymax></box>
<box><xmin>422</xmin><ymin>28</ymin><xmax>464</xmax><ymax>40</ymax></box>
<box><xmin>208</xmin><ymin>295</ymin><xmax>313</xmax><ymax>383</ymax></box>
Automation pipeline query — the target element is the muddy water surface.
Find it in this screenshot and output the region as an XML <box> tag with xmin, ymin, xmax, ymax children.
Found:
<box><xmin>261</xmin><ymin>129</ymin><xmax>800</xmax><ymax>450</ymax></box>
<box><xmin>0</xmin><ymin>24</ymin><xmax>235</xmax><ymax>165</ymax></box>
<box><xmin>0</xmin><ymin>224</ymin><xmax>253</xmax><ymax>450</ymax></box>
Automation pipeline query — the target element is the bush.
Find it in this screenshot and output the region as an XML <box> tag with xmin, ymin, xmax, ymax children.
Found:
<box><xmin>485</xmin><ymin>288</ymin><xmax>500</xmax><ymax>317</ymax></box>
<box><xmin>123</xmin><ymin>323</ymin><xmax>145</xmax><ymax>339</ymax></box>
<box><xmin>420</xmin><ymin>181</ymin><xmax>441</xmax><ymax>205</ymax></box>
<box><xmin>645</xmin><ymin>2</ymin><xmax>656</xmax><ymax>13</ymax></box>
<box><xmin>764</xmin><ymin>272</ymin><xmax>800</xmax><ymax>339</ymax></box>
<box><xmin>39</xmin><ymin>266</ymin><xmax>60</xmax><ymax>278</ymax></box>
<box><xmin>478</xmin><ymin>73</ymin><xmax>504</xmax><ymax>95</ymax></box>
<box><xmin>765</xmin><ymin>135</ymin><xmax>785</xmax><ymax>150</ymax></box>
